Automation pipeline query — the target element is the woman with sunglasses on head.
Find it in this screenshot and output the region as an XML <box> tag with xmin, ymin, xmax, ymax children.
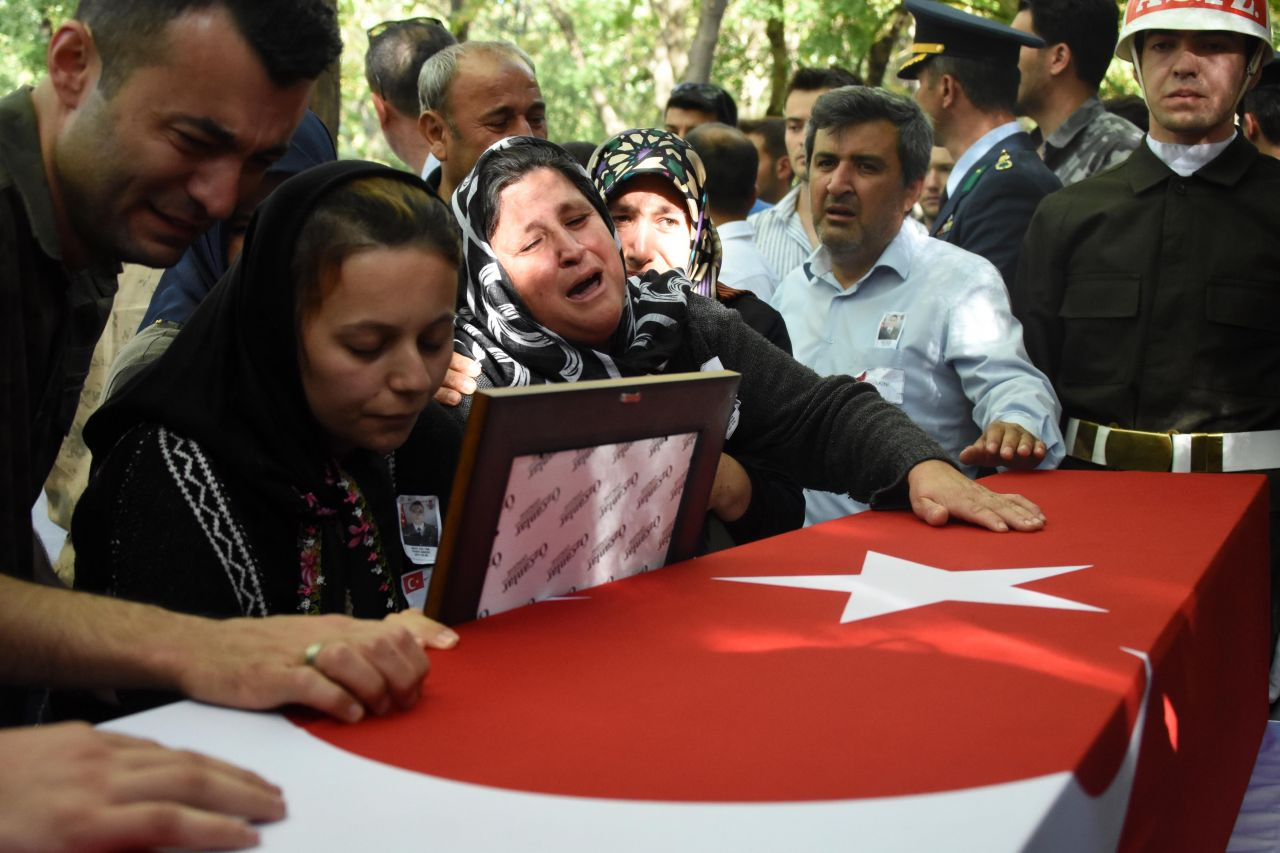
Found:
<box><xmin>663</xmin><ymin>81</ymin><xmax>737</xmax><ymax>137</ymax></box>
<box><xmin>447</xmin><ymin>136</ymin><xmax>1047</xmax><ymax>535</ymax></box>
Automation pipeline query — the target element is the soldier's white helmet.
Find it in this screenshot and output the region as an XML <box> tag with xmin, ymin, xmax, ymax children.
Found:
<box><xmin>1116</xmin><ymin>0</ymin><xmax>1274</xmax><ymax>66</ymax></box>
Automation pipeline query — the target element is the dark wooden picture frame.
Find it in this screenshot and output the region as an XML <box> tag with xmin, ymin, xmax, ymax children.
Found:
<box><xmin>426</xmin><ymin>371</ymin><xmax>740</xmax><ymax>624</ymax></box>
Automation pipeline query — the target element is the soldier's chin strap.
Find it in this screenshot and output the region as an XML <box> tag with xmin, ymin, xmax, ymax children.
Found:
<box><xmin>1235</xmin><ymin>40</ymin><xmax>1269</xmax><ymax>111</ymax></box>
<box><xmin>1132</xmin><ymin>34</ymin><xmax>1147</xmax><ymax>99</ymax></box>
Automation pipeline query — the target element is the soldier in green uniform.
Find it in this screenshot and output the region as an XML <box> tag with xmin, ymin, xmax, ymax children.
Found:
<box><xmin>1013</xmin><ymin>0</ymin><xmax>1280</xmax><ymax>698</ymax></box>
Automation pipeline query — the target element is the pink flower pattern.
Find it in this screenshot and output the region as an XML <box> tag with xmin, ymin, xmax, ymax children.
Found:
<box><xmin>296</xmin><ymin>465</ymin><xmax>395</xmax><ymax>614</ymax></box>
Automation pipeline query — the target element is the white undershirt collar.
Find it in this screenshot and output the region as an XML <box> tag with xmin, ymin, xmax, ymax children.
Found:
<box><xmin>1145</xmin><ymin>132</ymin><xmax>1235</xmax><ymax>177</ymax></box>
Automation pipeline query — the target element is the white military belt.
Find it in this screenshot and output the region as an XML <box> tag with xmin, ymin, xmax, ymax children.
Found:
<box><xmin>1065</xmin><ymin>417</ymin><xmax>1280</xmax><ymax>473</ymax></box>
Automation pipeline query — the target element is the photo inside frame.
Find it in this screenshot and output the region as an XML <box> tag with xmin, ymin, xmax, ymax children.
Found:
<box><xmin>425</xmin><ymin>371</ymin><xmax>740</xmax><ymax>624</ymax></box>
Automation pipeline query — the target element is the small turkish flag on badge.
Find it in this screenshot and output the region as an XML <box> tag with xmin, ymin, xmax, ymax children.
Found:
<box><xmin>400</xmin><ymin>568</ymin><xmax>428</xmax><ymax>610</ymax></box>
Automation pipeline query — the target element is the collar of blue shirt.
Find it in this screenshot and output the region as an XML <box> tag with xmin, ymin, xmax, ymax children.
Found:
<box><xmin>806</xmin><ymin>218</ymin><xmax>923</xmax><ymax>294</ymax></box>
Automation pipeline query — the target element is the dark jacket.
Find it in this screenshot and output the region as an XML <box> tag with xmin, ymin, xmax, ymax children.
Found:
<box><xmin>458</xmin><ymin>293</ymin><xmax>949</xmax><ymax>512</ymax></box>
<box><xmin>1011</xmin><ymin>135</ymin><xmax>1280</xmax><ymax>648</ymax></box>
<box><xmin>931</xmin><ymin>130</ymin><xmax>1062</xmax><ymax>288</ymax></box>
<box><xmin>74</xmin><ymin>162</ymin><xmax>439</xmax><ymax>621</ymax></box>
<box><xmin>0</xmin><ymin>87</ymin><xmax>117</xmax><ymax>583</ymax></box>
<box><xmin>1011</xmin><ymin>135</ymin><xmax>1280</xmax><ymax>435</ymax></box>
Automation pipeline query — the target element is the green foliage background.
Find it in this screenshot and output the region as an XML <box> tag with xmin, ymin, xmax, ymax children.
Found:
<box><xmin>332</xmin><ymin>0</ymin><xmax>1146</xmax><ymax>166</ymax></box>
<box><xmin>0</xmin><ymin>1</ymin><xmax>68</xmax><ymax>91</ymax></box>
<box><xmin>4</xmin><ymin>0</ymin><xmax>1278</xmax><ymax>169</ymax></box>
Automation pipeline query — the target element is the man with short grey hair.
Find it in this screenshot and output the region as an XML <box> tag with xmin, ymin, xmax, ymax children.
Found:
<box><xmin>770</xmin><ymin>86</ymin><xmax>1061</xmax><ymax>526</ymax></box>
<box><xmin>417</xmin><ymin>40</ymin><xmax>546</xmax><ymax>202</ymax></box>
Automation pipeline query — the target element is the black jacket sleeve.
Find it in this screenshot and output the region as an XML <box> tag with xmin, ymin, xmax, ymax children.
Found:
<box><xmin>720</xmin><ymin>290</ymin><xmax>793</xmax><ymax>354</ymax></box>
<box><xmin>716</xmin><ymin>289</ymin><xmax>803</xmax><ymax>542</ymax></box>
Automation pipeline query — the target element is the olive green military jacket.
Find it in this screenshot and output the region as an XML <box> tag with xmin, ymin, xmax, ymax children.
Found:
<box><xmin>1012</xmin><ymin>135</ymin><xmax>1280</xmax><ymax>436</ymax></box>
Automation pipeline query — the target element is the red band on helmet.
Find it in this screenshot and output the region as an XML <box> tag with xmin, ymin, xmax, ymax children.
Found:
<box><xmin>1125</xmin><ymin>0</ymin><xmax>1268</xmax><ymax>29</ymax></box>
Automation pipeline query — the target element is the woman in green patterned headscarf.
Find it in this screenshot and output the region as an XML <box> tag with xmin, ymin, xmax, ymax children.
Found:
<box><xmin>588</xmin><ymin>128</ymin><xmax>723</xmax><ymax>298</ymax></box>
<box><xmin>587</xmin><ymin>128</ymin><xmax>789</xmax><ymax>352</ymax></box>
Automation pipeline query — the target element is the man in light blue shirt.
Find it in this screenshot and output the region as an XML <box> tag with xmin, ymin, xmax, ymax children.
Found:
<box><xmin>770</xmin><ymin>86</ymin><xmax>1063</xmax><ymax>526</ymax></box>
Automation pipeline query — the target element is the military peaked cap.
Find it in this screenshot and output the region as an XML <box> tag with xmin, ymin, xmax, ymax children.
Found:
<box><xmin>898</xmin><ymin>0</ymin><xmax>1045</xmax><ymax>80</ymax></box>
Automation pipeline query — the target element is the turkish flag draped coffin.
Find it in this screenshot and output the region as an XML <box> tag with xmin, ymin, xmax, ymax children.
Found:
<box><xmin>299</xmin><ymin>471</ymin><xmax>1270</xmax><ymax>852</ymax></box>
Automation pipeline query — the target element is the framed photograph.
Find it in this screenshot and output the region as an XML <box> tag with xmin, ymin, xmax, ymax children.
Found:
<box><xmin>425</xmin><ymin>370</ymin><xmax>740</xmax><ymax>624</ymax></box>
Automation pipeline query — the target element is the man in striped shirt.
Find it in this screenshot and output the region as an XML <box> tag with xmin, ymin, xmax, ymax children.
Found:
<box><xmin>748</xmin><ymin>66</ymin><xmax>861</xmax><ymax>282</ymax></box>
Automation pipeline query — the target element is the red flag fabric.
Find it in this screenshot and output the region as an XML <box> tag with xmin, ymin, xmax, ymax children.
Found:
<box><xmin>299</xmin><ymin>471</ymin><xmax>1269</xmax><ymax>851</ymax></box>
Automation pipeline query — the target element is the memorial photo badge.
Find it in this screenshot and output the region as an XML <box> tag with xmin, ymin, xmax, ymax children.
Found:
<box><xmin>397</xmin><ymin>494</ymin><xmax>440</xmax><ymax>567</ymax></box>
<box><xmin>875</xmin><ymin>312</ymin><xmax>905</xmax><ymax>348</ymax></box>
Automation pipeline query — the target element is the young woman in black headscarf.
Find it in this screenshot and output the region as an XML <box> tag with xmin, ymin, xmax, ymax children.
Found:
<box><xmin>447</xmin><ymin>136</ymin><xmax>1047</xmax><ymax>534</ymax></box>
<box><xmin>74</xmin><ymin>161</ymin><xmax>463</xmax><ymax>621</ymax></box>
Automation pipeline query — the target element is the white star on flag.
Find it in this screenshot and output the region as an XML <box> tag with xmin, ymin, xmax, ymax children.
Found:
<box><xmin>716</xmin><ymin>550</ymin><xmax>1104</xmax><ymax>624</ymax></box>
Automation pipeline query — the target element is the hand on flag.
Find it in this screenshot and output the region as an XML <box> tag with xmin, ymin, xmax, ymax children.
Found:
<box><xmin>0</xmin><ymin>722</ymin><xmax>283</xmax><ymax>851</ymax></box>
<box><xmin>906</xmin><ymin>460</ymin><xmax>1045</xmax><ymax>532</ymax></box>
<box><xmin>174</xmin><ymin>610</ymin><xmax>459</xmax><ymax>723</ymax></box>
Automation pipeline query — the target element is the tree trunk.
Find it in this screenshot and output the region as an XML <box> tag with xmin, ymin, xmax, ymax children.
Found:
<box><xmin>450</xmin><ymin>0</ymin><xmax>478</xmax><ymax>42</ymax></box>
<box><xmin>648</xmin><ymin>0</ymin><xmax>693</xmax><ymax>114</ymax></box>
<box><xmin>684</xmin><ymin>0</ymin><xmax>731</xmax><ymax>84</ymax></box>
<box><xmin>765</xmin><ymin>17</ymin><xmax>788</xmax><ymax>116</ymax></box>
<box><xmin>865</xmin><ymin>8</ymin><xmax>911</xmax><ymax>89</ymax></box>
<box><xmin>308</xmin><ymin>0</ymin><xmax>341</xmax><ymax>149</ymax></box>
<box><xmin>545</xmin><ymin>0</ymin><xmax>625</xmax><ymax>135</ymax></box>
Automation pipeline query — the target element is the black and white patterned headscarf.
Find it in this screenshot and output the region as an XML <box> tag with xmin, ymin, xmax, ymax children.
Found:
<box><xmin>451</xmin><ymin>136</ymin><xmax>693</xmax><ymax>387</ymax></box>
